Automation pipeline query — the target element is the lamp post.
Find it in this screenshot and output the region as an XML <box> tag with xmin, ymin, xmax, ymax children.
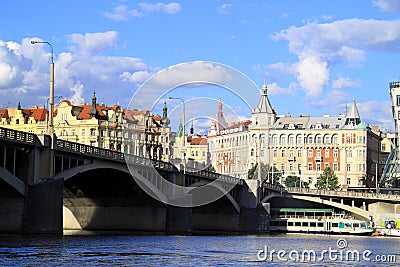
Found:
<box><xmin>169</xmin><ymin>97</ymin><xmax>186</xmax><ymax>173</ymax></box>
<box><xmin>31</xmin><ymin>41</ymin><xmax>55</xmax><ymax>142</ymax></box>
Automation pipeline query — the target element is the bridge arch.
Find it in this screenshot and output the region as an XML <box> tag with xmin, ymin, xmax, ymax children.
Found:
<box><xmin>54</xmin><ymin>161</ymin><xmax>168</xmax><ymax>204</ymax></box>
<box><xmin>261</xmin><ymin>193</ymin><xmax>372</xmax><ymax>220</ymax></box>
<box><xmin>189</xmin><ymin>181</ymin><xmax>240</xmax><ymax>213</ymax></box>
<box><xmin>0</xmin><ymin>167</ymin><xmax>26</xmax><ymax>196</ymax></box>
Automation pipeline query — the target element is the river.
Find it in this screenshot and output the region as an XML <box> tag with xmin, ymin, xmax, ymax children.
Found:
<box><xmin>0</xmin><ymin>233</ymin><xmax>398</xmax><ymax>266</ymax></box>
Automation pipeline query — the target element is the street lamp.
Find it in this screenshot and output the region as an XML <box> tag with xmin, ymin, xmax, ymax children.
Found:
<box><xmin>169</xmin><ymin>97</ymin><xmax>186</xmax><ymax>173</ymax></box>
<box><xmin>31</xmin><ymin>40</ymin><xmax>55</xmax><ymax>142</ymax></box>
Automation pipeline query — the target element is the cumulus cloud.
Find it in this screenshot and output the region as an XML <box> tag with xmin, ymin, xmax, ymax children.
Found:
<box><xmin>357</xmin><ymin>100</ymin><xmax>394</xmax><ymax>131</ymax></box>
<box><xmin>271</xmin><ymin>18</ymin><xmax>400</xmax><ymax>97</ymax></box>
<box><xmin>217</xmin><ymin>4</ymin><xmax>232</xmax><ymax>14</ymax></box>
<box><xmin>332</xmin><ymin>76</ymin><xmax>361</xmax><ymax>89</ymax></box>
<box><xmin>373</xmin><ymin>0</ymin><xmax>400</xmax><ymax>13</ymax></box>
<box><xmin>104</xmin><ymin>2</ymin><xmax>181</xmax><ymax>21</ymax></box>
<box><xmin>67</xmin><ymin>31</ymin><xmax>119</xmax><ymax>56</ymax></box>
<box><xmin>0</xmin><ymin>32</ymin><xmax>156</xmax><ymax>108</ymax></box>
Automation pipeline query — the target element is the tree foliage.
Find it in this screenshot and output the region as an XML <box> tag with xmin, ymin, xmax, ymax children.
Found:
<box><xmin>247</xmin><ymin>163</ymin><xmax>281</xmax><ymax>185</ymax></box>
<box><xmin>284</xmin><ymin>175</ymin><xmax>309</xmax><ymax>188</ymax></box>
<box><xmin>316</xmin><ymin>167</ymin><xmax>340</xmax><ymax>190</ymax></box>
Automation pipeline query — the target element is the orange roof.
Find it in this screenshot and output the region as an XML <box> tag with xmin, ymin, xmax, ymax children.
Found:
<box><xmin>190</xmin><ymin>137</ymin><xmax>208</xmax><ymax>145</ymax></box>
<box><xmin>60</xmin><ymin>100</ymin><xmax>73</xmax><ymax>106</ymax></box>
<box><xmin>77</xmin><ymin>104</ymin><xmax>107</xmax><ymax>120</ymax></box>
<box><xmin>0</xmin><ymin>109</ymin><xmax>8</xmax><ymax>119</ymax></box>
<box><xmin>30</xmin><ymin>108</ymin><xmax>47</xmax><ymax>121</ymax></box>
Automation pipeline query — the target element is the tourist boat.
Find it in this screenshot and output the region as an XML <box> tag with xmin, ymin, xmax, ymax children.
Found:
<box><xmin>269</xmin><ymin>208</ymin><xmax>375</xmax><ymax>235</ymax></box>
<box><xmin>374</xmin><ymin>219</ymin><xmax>400</xmax><ymax>237</ymax></box>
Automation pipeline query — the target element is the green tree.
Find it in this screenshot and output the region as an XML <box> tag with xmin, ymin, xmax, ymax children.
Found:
<box><xmin>316</xmin><ymin>167</ymin><xmax>340</xmax><ymax>190</ymax></box>
<box><xmin>247</xmin><ymin>163</ymin><xmax>281</xmax><ymax>185</ymax></box>
<box><xmin>284</xmin><ymin>175</ymin><xmax>309</xmax><ymax>188</ymax></box>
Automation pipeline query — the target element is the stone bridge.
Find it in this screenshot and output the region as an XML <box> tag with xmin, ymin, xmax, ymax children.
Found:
<box><xmin>0</xmin><ymin>127</ymin><xmax>265</xmax><ymax>234</ymax></box>
<box><xmin>260</xmin><ymin>183</ymin><xmax>400</xmax><ymax>223</ymax></box>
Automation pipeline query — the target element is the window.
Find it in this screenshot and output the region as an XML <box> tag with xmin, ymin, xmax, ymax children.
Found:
<box><xmin>90</xmin><ymin>128</ymin><xmax>96</xmax><ymax>136</ymax></box>
<box><xmin>281</xmin><ymin>163</ymin><xmax>285</xmax><ymax>171</ymax></box>
<box><xmin>308</xmin><ymin>163</ymin><xmax>313</xmax><ymax>171</ymax></box>
<box><xmin>82</xmin><ymin>129</ymin><xmax>86</xmax><ymax>136</ymax></box>
<box><xmin>250</xmin><ymin>149</ymin><xmax>254</xmax><ymax>157</ymax></box>
<box><xmin>297</xmin><ymin>136</ymin><xmax>302</xmax><ymax>144</ymax></box>
<box><xmin>333</xmin><ymin>149</ymin><xmax>338</xmax><ymax>158</ymax></box>
<box><xmin>289</xmin><ymin>136</ymin><xmax>294</xmax><ymax>145</ymax></box>
<box><xmin>347</xmin><ymin>164</ymin><xmax>351</xmax><ymax>171</ymax></box>
<box><xmin>325</xmin><ymin>149</ymin><xmax>330</xmax><ymax>158</ymax></box>
<box><xmin>397</xmin><ymin>95</ymin><xmax>400</xmax><ymax>106</ymax></box>
<box><xmin>289</xmin><ymin>150</ymin><xmax>294</xmax><ymax>157</ymax></box>
<box><xmin>316</xmin><ymin>149</ymin><xmax>321</xmax><ymax>158</ymax></box>
<box><xmin>308</xmin><ymin>149</ymin><xmax>313</xmax><ymax>157</ymax></box>
<box><xmin>316</xmin><ymin>136</ymin><xmax>322</xmax><ymax>144</ymax></box>
<box><xmin>346</xmin><ymin>150</ymin><xmax>352</xmax><ymax>158</ymax></box>
<box><xmin>298</xmin><ymin>164</ymin><xmax>302</xmax><ymax>172</ymax></box>
<box><xmin>273</xmin><ymin>149</ymin><xmax>277</xmax><ymax>158</ymax></box>
<box><xmin>316</xmin><ymin>163</ymin><xmax>321</xmax><ymax>171</ymax></box>
<box><xmin>72</xmin><ymin>129</ymin><xmax>76</xmax><ymax>136</ymax></box>
<box><xmin>332</xmin><ymin>136</ymin><xmax>338</xmax><ymax>144</ymax></box>
<box><xmin>308</xmin><ymin>177</ymin><xmax>313</xmax><ymax>185</ymax></box>
<box><xmin>62</xmin><ymin>114</ymin><xmax>67</xmax><ymax>121</ymax></box>
<box><xmin>307</xmin><ymin>136</ymin><xmax>313</xmax><ymax>144</ymax></box>
<box><xmin>281</xmin><ymin>150</ymin><xmax>286</xmax><ymax>157</ymax></box>
<box><xmin>289</xmin><ymin>163</ymin><xmax>294</xmax><ymax>171</ymax></box>
<box><xmin>325</xmin><ymin>163</ymin><xmax>329</xmax><ymax>169</ymax></box>
<box><xmin>297</xmin><ymin>150</ymin><xmax>302</xmax><ymax>157</ymax></box>
<box><xmin>347</xmin><ymin>177</ymin><xmax>351</xmax><ymax>185</ymax></box>
<box><xmin>324</xmin><ymin>136</ymin><xmax>330</xmax><ymax>144</ymax></box>
<box><xmin>333</xmin><ymin>163</ymin><xmax>338</xmax><ymax>171</ymax></box>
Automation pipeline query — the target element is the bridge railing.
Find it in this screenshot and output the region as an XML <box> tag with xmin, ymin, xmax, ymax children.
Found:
<box><xmin>283</xmin><ymin>186</ymin><xmax>400</xmax><ymax>200</ymax></box>
<box><xmin>0</xmin><ymin>127</ymin><xmax>35</xmax><ymax>145</ymax></box>
<box><xmin>55</xmin><ymin>138</ymin><xmax>178</xmax><ymax>172</ymax></box>
<box><xmin>185</xmin><ymin>166</ymin><xmax>243</xmax><ymax>185</ymax></box>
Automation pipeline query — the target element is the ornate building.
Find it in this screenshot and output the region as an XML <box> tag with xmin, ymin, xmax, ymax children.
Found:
<box><xmin>207</xmin><ymin>83</ymin><xmax>383</xmax><ymax>189</ymax></box>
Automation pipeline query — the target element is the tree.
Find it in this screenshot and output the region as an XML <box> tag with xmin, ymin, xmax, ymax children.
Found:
<box><xmin>247</xmin><ymin>163</ymin><xmax>281</xmax><ymax>185</ymax></box>
<box><xmin>284</xmin><ymin>175</ymin><xmax>309</xmax><ymax>188</ymax></box>
<box><xmin>316</xmin><ymin>167</ymin><xmax>340</xmax><ymax>190</ymax></box>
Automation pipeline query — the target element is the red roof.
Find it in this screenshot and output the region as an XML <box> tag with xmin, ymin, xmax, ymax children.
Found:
<box><xmin>77</xmin><ymin>105</ymin><xmax>107</xmax><ymax>120</ymax></box>
<box><xmin>30</xmin><ymin>108</ymin><xmax>47</xmax><ymax>121</ymax></box>
<box><xmin>0</xmin><ymin>109</ymin><xmax>8</xmax><ymax>119</ymax></box>
<box><xmin>190</xmin><ymin>137</ymin><xmax>208</xmax><ymax>145</ymax></box>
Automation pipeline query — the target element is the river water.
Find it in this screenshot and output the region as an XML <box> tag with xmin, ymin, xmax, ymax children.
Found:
<box><xmin>0</xmin><ymin>233</ymin><xmax>398</xmax><ymax>266</ymax></box>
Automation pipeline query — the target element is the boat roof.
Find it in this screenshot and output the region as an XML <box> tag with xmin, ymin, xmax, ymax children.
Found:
<box><xmin>271</xmin><ymin>208</ymin><xmax>333</xmax><ymax>213</ymax></box>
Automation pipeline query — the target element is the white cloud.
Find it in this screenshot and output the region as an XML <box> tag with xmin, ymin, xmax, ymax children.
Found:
<box><xmin>67</xmin><ymin>31</ymin><xmax>119</xmax><ymax>56</ymax></box>
<box><xmin>150</xmin><ymin>61</ymin><xmax>233</xmax><ymax>88</ymax></box>
<box><xmin>139</xmin><ymin>2</ymin><xmax>181</xmax><ymax>14</ymax></box>
<box><xmin>373</xmin><ymin>0</ymin><xmax>400</xmax><ymax>13</ymax></box>
<box><xmin>104</xmin><ymin>2</ymin><xmax>181</xmax><ymax>21</ymax></box>
<box><xmin>120</xmin><ymin>70</ymin><xmax>152</xmax><ymax>83</ymax></box>
<box><xmin>0</xmin><ymin>32</ymin><xmax>156</xmax><ymax>109</ymax></box>
<box><xmin>271</xmin><ymin>18</ymin><xmax>400</xmax><ymax>97</ymax></box>
<box><xmin>332</xmin><ymin>77</ymin><xmax>361</xmax><ymax>89</ymax></box>
<box><xmin>217</xmin><ymin>4</ymin><xmax>232</xmax><ymax>14</ymax></box>
<box><xmin>358</xmin><ymin>100</ymin><xmax>394</xmax><ymax>131</ymax></box>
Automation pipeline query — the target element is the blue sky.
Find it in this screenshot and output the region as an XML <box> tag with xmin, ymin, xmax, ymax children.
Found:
<box><xmin>1</xmin><ymin>0</ymin><xmax>400</xmax><ymax>133</ymax></box>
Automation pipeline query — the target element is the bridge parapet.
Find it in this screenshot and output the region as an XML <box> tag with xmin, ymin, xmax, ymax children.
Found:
<box><xmin>185</xmin><ymin>166</ymin><xmax>243</xmax><ymax>185</ymax></box>
<box><xmin>0</xmin><ymin>127</ymin><xmax>36</xmax><ymax>145</ymax></box>
<box><xmin>287</xmin><ymin>187</ymin><xmax>400</xmax><ymax>201</ymax></box>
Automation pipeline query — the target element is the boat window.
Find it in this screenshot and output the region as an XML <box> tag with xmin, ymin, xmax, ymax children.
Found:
<box><xmin>360</xmin><ymin>222</ymin><xmax>366</xmax><ymax>228</ymax></box>
<box><xmin>288</xmin><ymin>222</ymin><xmax>294</xmax><ymax>226</ymax></box>
<box><xmin>317</xmin><ymin>222</ymin><xmax>323</xmax><ymax>227</ymax></box>
<box><xmin>353</xmin><ymin>223</ymin><xmax>359</xmax><ymax>228</ymax></box>
<box><xmin>331</xmin><ymin>223</ymin><xmax>338</xmax><ymax>227</ymax></box>
<box><xmin>295</xmin><ymin>222</ymin><xmax>301</xmax><ymax>226</ymax></box>
<box><xmin>270</xmin><ymin>221</ymin><xmax>279</xmax><ymax>226</ymax></box>
<box><xmin>279</xmin><ymin>221</ymin><xmax>287</xmax><ymax>226</ymax></box>
<box><xmin>302</xmin><ymin>222</ymin><xmax>309</xmax><ymax>227</ymax></box>
<box><xmin>310</xmin><ymin>222</ymin><xmax>316</xmax><ymax>227</ymax></box>
<box><xmin>345</xmin><ymin>223</ymin><xmax>351</xmax><ymax>228</ymax></box>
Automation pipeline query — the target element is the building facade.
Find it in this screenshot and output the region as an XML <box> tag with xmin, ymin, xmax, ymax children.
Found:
<box><xmin>207</xmin><ymin>83</ymin><xmax>383</xmax><ymax>189</ymax></box>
